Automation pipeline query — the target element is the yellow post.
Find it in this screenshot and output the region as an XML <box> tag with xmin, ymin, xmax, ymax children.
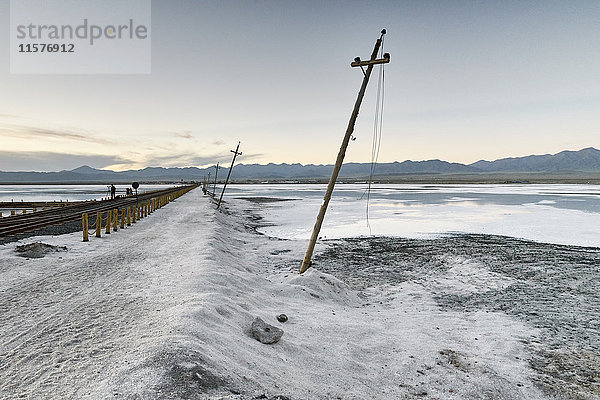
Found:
<box><xmin>132</xmin><ymin>206</ymin><xmax>137</xmax><ymax>223</ymax></box>
<box><xmin>105</xmin><ymin>211</ymin><xmax>111</xmax><ymax>234</ymax></box>
<box><xmin>113</xmin><ymin>209</ymin><xmax>118</xmax><ymax>231</ymax></box>
<box><xmin>127</xmin><ymin>206</ymin><xmax>131</xmax><ymax>226</ymax></box>
<box><xmin>42</xmin><ymin>206</ymin><xmax>46</xmax><ymax>211</ymax></box>
<box><xmin>82</xmin><ymin>213</ymin><xmax>89</xmax><ymax>242</ymax></box>
<box><xmin>22</xmin><ymin>209</ymin><xmax>26</xmax><ymax>214</ymax></box>
<box><xmin>95</xmin><ymin>212</ymin><xmax>102</xmax><ymax>237</ymax></box>
<box><xmin>33</xmin><ymin>207</ymin><xmax>37</xmax><ymax>212</ymax></box>
<box><xmin>11</xmin><ymin>210</ymin><xmax>15</xmax><ymax>216</ymax></box>
<box><xmin>120</xmin><ymin>209</ymin><xmax>125</xmax><ymax>229</ymax></box>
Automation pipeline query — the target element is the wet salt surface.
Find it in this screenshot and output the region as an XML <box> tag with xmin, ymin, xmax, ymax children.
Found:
<box><xmin>232</xmin><ymin>184</ymin><xmax>600</xmax><ymax>398</ymax></box>
<box><xmin>226</xmin><ymin>183</ymin><xmax>600</xmax><ymax>248</ymax></box>
<box><xmin>311</xmin><ymin>234</ymin><xmax>600</xmax><ymax>399</ymax></box>
<box><xmin>0</xmin><ymin>184</ymin><xmax>177</xmax><ymax>203</ymax></box>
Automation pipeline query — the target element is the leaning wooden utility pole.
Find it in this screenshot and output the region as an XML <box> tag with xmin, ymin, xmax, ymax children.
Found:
<box><xmin>213</xmin><ymin>162</ymin><xmax>219</xmax><ymax>196</ymax></box>
<box><xmin>217</xmin><ymin>141</ymin><xmax>242</xmax><ymax>209</ymax></box>
<box><xmin>299</xmin><ymin>29</ymin><xmax>390</xmax><ymax>274</ymax></box>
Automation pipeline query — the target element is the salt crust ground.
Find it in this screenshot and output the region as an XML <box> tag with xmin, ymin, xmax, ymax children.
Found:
<box><xmin>0</xmin><ymin>189</ymin><xmax>564</xmax><ymax>399</ymax></box>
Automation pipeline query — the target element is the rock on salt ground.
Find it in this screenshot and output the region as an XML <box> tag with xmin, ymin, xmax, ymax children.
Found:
<box><xmin>0</xmin><ymin>189</ymin><xmax>582</xmax><ymax>399</ymax></box>
<box><xmin>248</xmin><ymin>317</ymin><xmax>284</xmax><ymax>344</ymax></box>
<box><xmin>15</xmin><ymin>242</ymin><xmax>68</xmax><ymax>258</ymax></box>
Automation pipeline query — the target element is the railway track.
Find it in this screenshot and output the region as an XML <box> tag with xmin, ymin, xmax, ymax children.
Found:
<box><xmin>0</xmin><ymin>184</ymin><xmax>198</xmax><ymax>238</ymax></box>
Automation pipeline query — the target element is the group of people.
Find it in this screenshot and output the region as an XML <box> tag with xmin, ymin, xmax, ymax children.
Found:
<box><xmin>108</xmin><ymin>184</ymin><xmax>136</xmax><ymax>199</ymax></box>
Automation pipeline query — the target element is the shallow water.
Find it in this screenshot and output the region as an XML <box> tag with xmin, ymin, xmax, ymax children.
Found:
<box><xmin>224</xmin><ymin>183</ymin><xmax>600</xmax><ymax>248</ymax></box>
<box><xmin>0</xmin><ymin>184</ymin><xmax>177</xmax><ymax>203</ymax></box>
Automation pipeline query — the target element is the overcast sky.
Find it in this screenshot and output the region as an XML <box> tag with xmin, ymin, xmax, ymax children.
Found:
<box><xmin>1</xmin><ymin>0</ymin><xmax>599</xmax><ymax>171</ymax></box>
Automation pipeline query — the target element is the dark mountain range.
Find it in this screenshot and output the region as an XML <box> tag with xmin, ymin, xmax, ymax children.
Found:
<box><xmin>1</xmin><ymin>147</ymin><xmax>599</xmax><ymax>183</ymax></box>
<box><xmin>471</xmin><ymin>147</ymin><xmax>600</xmax><ymax>172</ymax></box>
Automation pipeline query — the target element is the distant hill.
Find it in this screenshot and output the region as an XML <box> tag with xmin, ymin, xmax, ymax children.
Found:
<box><xmin>1</xmin><ymin>147</ymin><xmax>599</xmax><ymax>183</ymax></box>
<box><xmin>471</xmin><ymin>147</ymin><xmax>600</xmax><ymax>172</ymax></box>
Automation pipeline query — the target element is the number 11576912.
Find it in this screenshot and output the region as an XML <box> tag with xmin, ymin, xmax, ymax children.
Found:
<box><xmin>18</xmin><ymin>43</ymin><xmax>74</xmax><ymax>53</ymax></box>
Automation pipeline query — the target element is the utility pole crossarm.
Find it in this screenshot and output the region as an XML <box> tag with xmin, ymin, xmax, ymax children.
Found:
<box><xmin>350</xmin><ymin>54</ymin><xmax>390</xmax><ymax>68</ymax></box>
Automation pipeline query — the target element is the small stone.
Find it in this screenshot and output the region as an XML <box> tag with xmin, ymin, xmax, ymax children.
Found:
<box><xmin>249</xmin><ymin>317</ymin><xmax>283</xmax><ymax>344</ymax></box>
<box><xmin>277</xmin><ymin>314</ymin><xmax>288</xmax><ymax>323</ymax></box>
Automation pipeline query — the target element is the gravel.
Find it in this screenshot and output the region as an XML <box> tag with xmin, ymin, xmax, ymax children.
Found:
<box><xmin>0</xmin><ymin>220</ymin><xmax>83</xmax><ymax>246</ymax></box>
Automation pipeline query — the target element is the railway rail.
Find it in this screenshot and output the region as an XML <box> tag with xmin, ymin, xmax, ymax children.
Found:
<box><xmin>0</xmin><ymin>184</ymin><xmax>198</xmax><ymax>238</ymax></box>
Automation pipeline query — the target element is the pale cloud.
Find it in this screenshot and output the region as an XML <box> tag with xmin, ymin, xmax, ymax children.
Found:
<box><xmin>143</xmin><ymin>151</ymin><xmax>263</xmax><ymax>168</ymax></box>
<box><xmin>175</xmin><ymin>131</ymin><xmax>193</xmax><ymax>139</ymax></box>
<box><xmin>0</xmin><ymin>151</ymin><xmax>132</xmax><ymax>172</ymax></box>
<box><xmin>143</xmin><ymin>152</ymin><xmax>231</xmax><ymax>168</ymax></box>
<box><xmin>212</xmin><ymin>140</ymin><xmax>225</xmax><ymax>146</ymax></box>
<box><xmin>1</xmin><ymin>124</ymin><xmax>114</xmax><ymax>145</ymax></box>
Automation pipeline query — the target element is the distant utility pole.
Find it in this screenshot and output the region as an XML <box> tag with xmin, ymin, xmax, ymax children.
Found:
<box><xmin>217</xmin><ymin>142</ymin><xmax>242</xmax><ymax>208</ymax></box>
<box><xmin>217</xmin><ymin>141</ymin><xmax>242</xmax><ymax>209</ymax></box>
<box><xmin>207</xmin><ymin>172</ymin><xmax>211</xmax><ymax>195</ymax></box>
<box><xmin>299</xmin><ymin>29</ymin><xmax>390</xmax><ymax>274</ymax></box>
<box><xmin>213</xmin><ymin>162</ymin><xmax>219</xmax><ymax>196</ymax></box>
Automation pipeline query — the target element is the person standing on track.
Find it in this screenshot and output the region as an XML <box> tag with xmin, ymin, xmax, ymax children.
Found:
<box><xmin>110</xmin><ymin>184</ymin><xmax>116</xmax><ymax>199</ymax></box>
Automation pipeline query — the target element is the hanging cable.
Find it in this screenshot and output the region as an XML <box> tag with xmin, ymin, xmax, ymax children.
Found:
<box><xmin>365</xmin><ymin>38</ymin><xmax>386</xmax><ymax>233</ymax></box>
